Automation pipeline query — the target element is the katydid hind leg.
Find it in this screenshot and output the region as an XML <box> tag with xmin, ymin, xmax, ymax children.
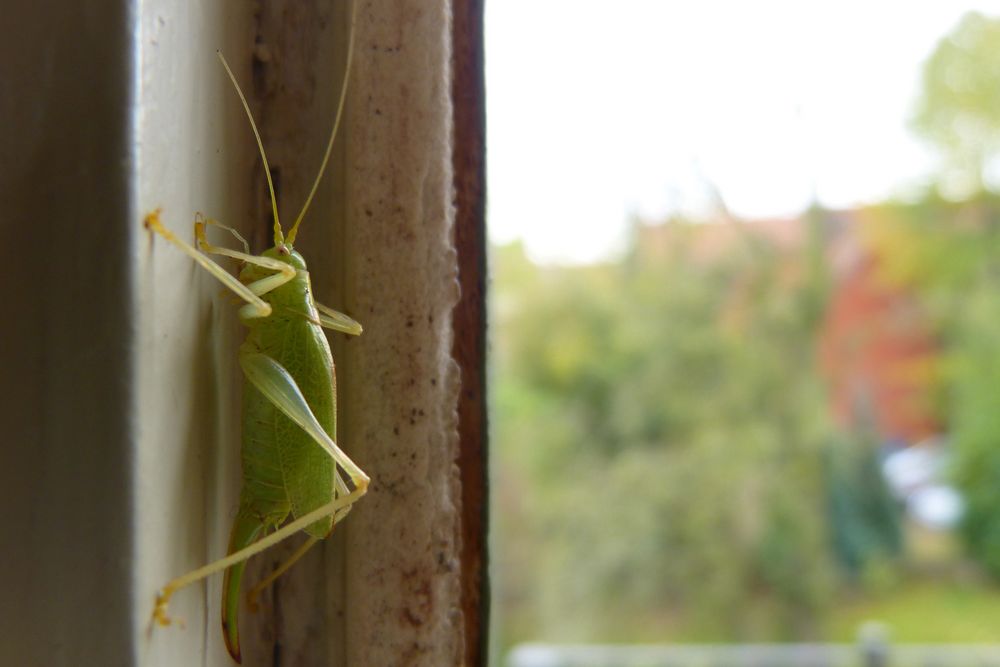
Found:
<box><xmin>238</xmin><ymin>351</ymin><xmax>370</xmax><ymax>488</ymax></box>
<box><xmin>151</xmin><ymin>490</ymin><xmax>365</xmax><ymax>645</ymax></box>
<box><xmin>245</xmin><ymin>535</ymin><xmax>321</xmax><ymax>612</ymax></box>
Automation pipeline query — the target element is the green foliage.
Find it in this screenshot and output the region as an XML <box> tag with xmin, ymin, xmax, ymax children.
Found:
<box><xmin>862</xmin><ymin>194</ymin><xmax>1000</xmax><ymax>580</ymax></box>
<box><xmin>912</xmin><ymin>12</ymin><xmax>1000</xmax><ymax>195</ymax></box>
<box><xmin>906</xmin><ymin>12</ymin><xmax>1000</xmax><ymax>577</ymax></box>
<box><xmin>949</xmin><ymin>284</ymin><xmax>1000</xmax><ymax>578</ymax></box>
<box><xmin>493</xmin><ymin>223</ymin><xmax>838</xmax><ymax>646</ymax></box>
<box><xmin>861</xmin><ymin>193</ymin><xmax>1000</xmax><ymax>295</ymax></box>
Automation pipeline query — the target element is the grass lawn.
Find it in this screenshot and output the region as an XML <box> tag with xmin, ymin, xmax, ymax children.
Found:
<box><xmin>826</xmin><ymin>579</ymin><xmax>1000</xmax><ymax>643</ymax></box>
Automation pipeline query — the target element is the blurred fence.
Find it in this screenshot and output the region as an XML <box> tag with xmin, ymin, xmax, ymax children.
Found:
<box><xmin>506</xmin><ymin>642</ymin><xmax>1000</xmax><ymax>667</ymax></box>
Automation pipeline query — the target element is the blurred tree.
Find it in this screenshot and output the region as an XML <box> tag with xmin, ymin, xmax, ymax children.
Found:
<box><xmin>825</xmin><ymin>429</ymin><xmax>903</xmax><ymax>580</ymax></box>
<box><xmin>907</xmin><ymin>11</ymin><xmax>1000</xmax><ymax>575</ymax></box>
<box><xmin>950</xmin><ymin>284</ymin><xmax>1000</xmax><ymax>578</ymax></box>
<box><xmin>912</xmin><ymin>12</ymin><xmax>1000</xmax><ymax>196</ymax></box>
<box><xmin>861</xmin><ymin>194</ymin><xmax>1000</xmax><ymax>580</ymax></box>
<box><xmin>492</xmin><ymin>221</ymin><xmax>838</xmax><ymax>646</ymax></box>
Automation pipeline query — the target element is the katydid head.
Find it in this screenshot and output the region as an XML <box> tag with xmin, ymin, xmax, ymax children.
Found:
<box><xmin>237</xmin><ymin>245</ymin><xmax>307</xmax><ymax>290</ymax></box>
<box><xmin>261</xmin><ymin>245</ymin><xmax>307</xmax><ymax>271</ymax></box>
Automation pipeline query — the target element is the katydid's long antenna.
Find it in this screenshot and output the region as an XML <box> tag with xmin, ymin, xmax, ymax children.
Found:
<box><xmin>286</xmin><ymin>0</ymin><xmax>358</xmax><ymax>245</ymax></box>
<box><xmin>218</xmin><ymin>51</ymin><xmax>286</xmax><ymax>245</ymax></box>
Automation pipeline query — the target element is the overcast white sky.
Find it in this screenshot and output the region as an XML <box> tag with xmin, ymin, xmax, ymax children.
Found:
<box><xmin>486</xmin><ymin>1</ymin><xmax>1000</xmax><ymax>264</ymax></box>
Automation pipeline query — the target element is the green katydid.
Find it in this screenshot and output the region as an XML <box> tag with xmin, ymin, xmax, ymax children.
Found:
<box><xmin>143</xmin><ymin>3</ymin><xmax>367</xmax><ymax>661</ymax></box>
